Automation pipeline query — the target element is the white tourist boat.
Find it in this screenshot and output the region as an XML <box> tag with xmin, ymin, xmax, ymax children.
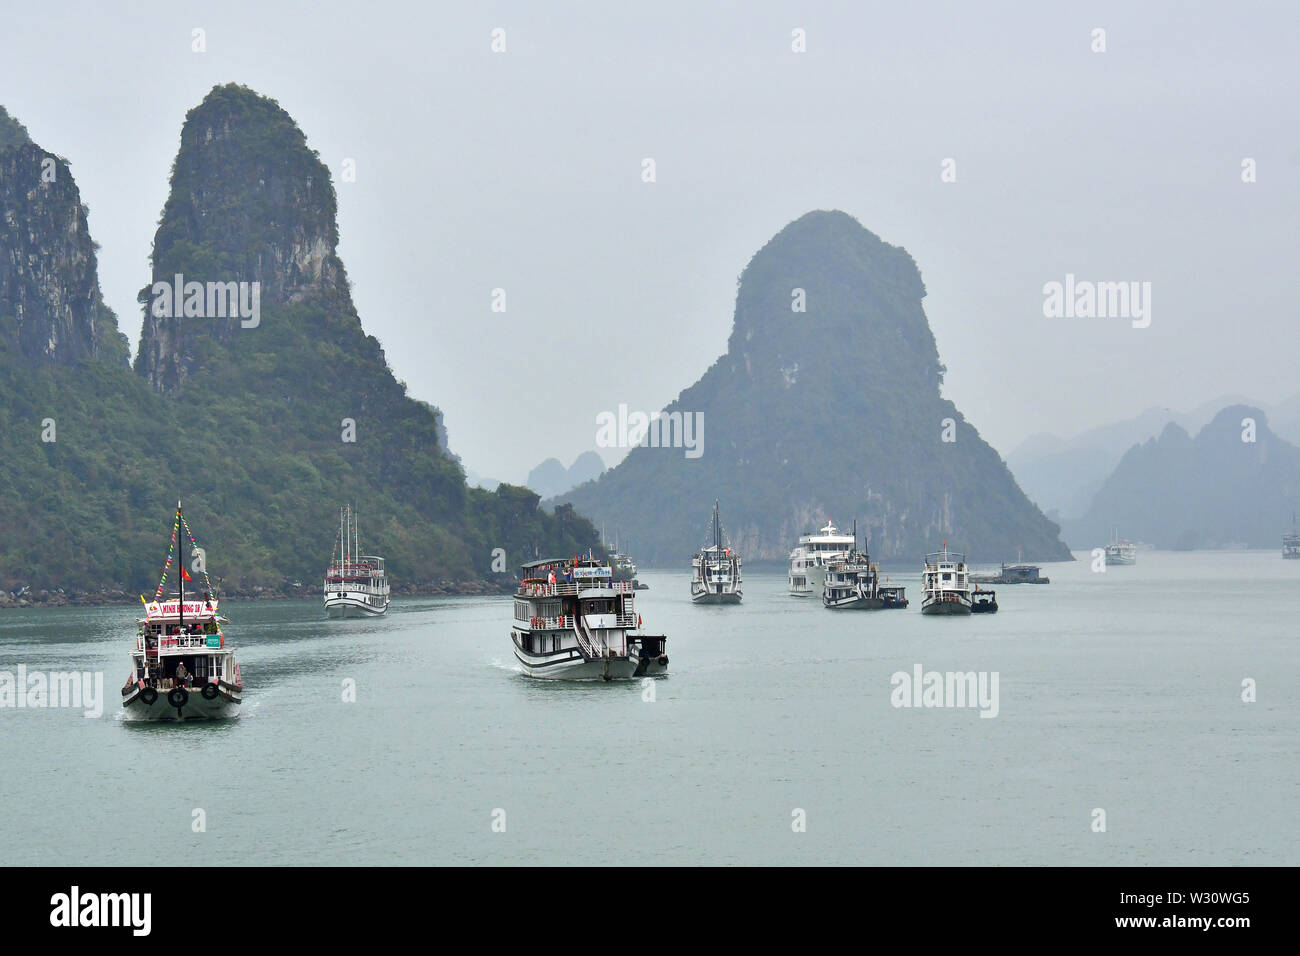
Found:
<box><xmin>511</xmin><ymin>555</ymin><xmax>668</xmax><ymax>680</ymax></box>
<box><xmin>691</xmin><ymin>499</ymin><xmax>742</xmax><ymax>604</ymax></box>
<box><xmin>324</xmin><ymin>504</ymin><xmax>390</xmax><ymax>617</ymax></box>
<box><xmin>1284</xmin><ymin>515</ymin><xmax>1300</xmax><ymax>559</ymax></box>
<box><xmin>121</xmin><ymin>503</ymin><xmax>243</xmax><ymax>720</ymax></box>
<box><xmin>822</xmin><ymin>522</ymin><xmax>882</xmax><ymax>609</ymax></box>
<box><xmin>1105</xmin><ymin>531</ymin><xmax>1137</xmax><ymax>566</ymax></box>
<box><xmin>789</xmin><ymin>520</ymin><xmax>854</xmax><ymax>596</ymax></box>
<box><xmin>921</xmin><ymin>546</ymin><xmax>972</xmax><ymax>616</ymax></box>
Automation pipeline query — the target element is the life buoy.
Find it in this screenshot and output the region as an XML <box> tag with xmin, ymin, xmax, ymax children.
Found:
<box><xmin>167</xmin><ymin>687</ymin><xmax>189</xmax><ymax>709</ymax></box>
<box><xmin>140</xmin><ymin>687</ymin><xmax>158</xmax><ymax>706</ymax></box>
<box><xmin>201</xmin><ymin>682</ymin><xmax>219</xmax><ymax>701</ymax></box>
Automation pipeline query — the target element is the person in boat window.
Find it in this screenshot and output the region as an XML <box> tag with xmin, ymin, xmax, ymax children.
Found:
<box><xmin>175</xmin><ymin>661</ymin><xmax>191</xmax><ymax>688</ymax></box>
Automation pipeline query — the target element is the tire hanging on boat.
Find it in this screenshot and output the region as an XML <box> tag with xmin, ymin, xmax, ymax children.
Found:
<box><xmin>201</xmin><ymin>682</ymin><xmax>219</xmax><ymax>700</ymax></box>
<box><xmin>140</xmin><ymin>687</ymin><xmax>158</xmax><ymax>706</ymax></box>
<box><xmin>168</xmin><ymin>687</ymin><xmax>189</xmax><ymax>709</ymax></box>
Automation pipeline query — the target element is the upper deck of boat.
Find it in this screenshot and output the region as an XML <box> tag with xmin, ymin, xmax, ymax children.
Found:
<box><xmin>517</xmin><ymin>557</ymin><xmax>633</xmax><ymax>598</ymax></box>
<box><xmin>326</xmin><ymin>556</ymin><xmax>386</xmax><ymax>579</ymax></box>
<box><xmin>796</xmin><ymin>522</ymin><xmax>855</xmax><ymax>547</ymax></box>
<box><xmin>924</xmin><ymin>550</ymin><xmax>967</xmax><ymax>569</ymax></box>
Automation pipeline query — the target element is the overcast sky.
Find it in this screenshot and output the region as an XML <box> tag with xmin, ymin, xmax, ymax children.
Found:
<box><xmin>4</xmin><ymin>1</ymin><xmax>1297</xmax><ymax>483</ymax></box>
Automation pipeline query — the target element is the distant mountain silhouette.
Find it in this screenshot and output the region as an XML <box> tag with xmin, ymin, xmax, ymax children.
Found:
<box><xmin>1063</xmin><ymin>405</ymin><xmax>1300</xmax><ymax>549</ymax></box>
<box><xmin>1009</xmin><ymin>393</ymin><xmax>1300</xmax><ymax>519</ymax></box>
<box><xmin>527</xmin><ymin>451</ymin><xmax>606</xmax><ymax>499</ymax></box>
<box><xmin>558</xmin><ymin>210</ymin><xmax>1070</xmax><ymax>565</ymax></box>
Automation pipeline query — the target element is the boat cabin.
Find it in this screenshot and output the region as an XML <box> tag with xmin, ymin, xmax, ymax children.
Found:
<box><xmin>923</xmin><ymin>550</ymin><xmax>970</xmax><ymax>593</ymax></box>
<box><xmin>133</xmin><ymin>597</ymin><xmax>233</xmax><ymax>689</ymax></box>
<box><xmin>878</xmin><ymin>585</ymin><xmax>909</xmax><ymax>608</ymax></box>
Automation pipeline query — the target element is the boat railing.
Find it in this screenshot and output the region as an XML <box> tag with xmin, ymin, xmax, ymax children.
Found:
<box><xmin>527</xmin><ymin>615</ymin><xmax>568</xmax><ymax>630</ymax></box>
<box><xmin>517</xmin><ymin>580</ymin><xmax>632</xmax><ymax>598</ymax></box>
<box><xmin>571</xmin><ymin>617</ymin><xmax>605</xmax><ymax>659</ymax></box>
<box><xmin>324</xmin><ymin>579</ymin><xmax>389</xmax><ymax>592</ymax></box>
<box><xmin>137</xmin><ymin>633</ymin><xmax>222</xmax><ymax>651</ymax></box>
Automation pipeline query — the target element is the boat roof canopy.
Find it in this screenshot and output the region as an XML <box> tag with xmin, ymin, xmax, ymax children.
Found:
<box><xmin>520</xmin><ymin>558</ymin><xmax>567</xmax><ymax>570</ymax></box>
<box><xmin>520</xmin><ymin>556</ymin><xmax>610</xmax><ymax>571</ymax></box>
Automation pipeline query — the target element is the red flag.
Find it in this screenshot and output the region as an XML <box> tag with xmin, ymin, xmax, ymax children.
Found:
<box><xmin>181</xmin><ymin>567</ymin><xmax>193</xmax><ymax>582</ymax></box>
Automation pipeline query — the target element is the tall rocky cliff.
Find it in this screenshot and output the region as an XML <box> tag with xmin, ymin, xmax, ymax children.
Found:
<box><xmin>136</xmin><ymin>85</ymin><xmax>350</xmax><ymax>389</ymax></box>
<box><xmin>0</xmin><ymin>114</ymin><xmax>128</xmax><ymax>367</ymax></box>
<box><xmin>559</xmin><ymin>211</ymin><xmax>1071</xmax><ymax>565</ymax></box>
<box><xmin>0</xmin><ymin>89</ymin><xmax>599</xmax><ymax>593</ymax></box>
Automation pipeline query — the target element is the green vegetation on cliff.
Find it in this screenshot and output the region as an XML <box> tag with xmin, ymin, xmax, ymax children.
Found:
<box><xmin>0</xmin><ymin>91</ymin><xmax>600</xmax><ymax>594</ymax></box>
<box><xmin>0</xmin><ymin>106</ymin><xmax>30</xmax><ymax>149</ymax></box>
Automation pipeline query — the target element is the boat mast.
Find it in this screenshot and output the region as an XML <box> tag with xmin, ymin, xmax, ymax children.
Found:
<box><xmin>177</xmin><ymin>500</ymin><xmax>184</xmax><ymax>632</ymax></box>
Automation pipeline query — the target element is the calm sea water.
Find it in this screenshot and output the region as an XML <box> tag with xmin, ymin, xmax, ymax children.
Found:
<box><xmin>1</xmin><ymin>551</ymin><xmax>1296</xmax><ymax>866</ymax></box>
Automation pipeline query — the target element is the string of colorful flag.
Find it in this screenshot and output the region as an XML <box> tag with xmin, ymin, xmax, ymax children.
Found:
<box><xmin>152</xmin><ymin>507</ymin><xmax>216</xmax><ymax>600</ymax></box>
<box><xmin>153</xmin><ymin>509</ymin><xmax>181</xmax><ymax>599</ymax></box>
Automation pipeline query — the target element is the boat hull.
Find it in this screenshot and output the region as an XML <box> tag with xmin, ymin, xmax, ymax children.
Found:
<box><xmin>691</xmin><ymin>588</ymin><xmax>742</xmax><ymax>604</ymax></box>
<box><xmin>324</xmin><ymin>594</ymin><xmax>389</xmax><ymax>617</ymax></box>
<box><xmin>823</xmin><ymin>596</ymin><xmax>884</xmax><ymax>610</ymax></box>
<box><xmin>511</xmin><ymin>632</ymin><xmax>666</xmax><ymax>680</ymax></box>
<box><xmin>121</xmin><ymin>683</ymin><xmax>242</xmax><ymax>721</ymax></box>
<box><xmin>922</xmin><ymin>599</ymin><xmax>972</xmax><ymax>616</ymax></box>
<box><xmin>790</xmin><ymin>565</ymin><xmax>826</xmax><ymax>597</ymax></box>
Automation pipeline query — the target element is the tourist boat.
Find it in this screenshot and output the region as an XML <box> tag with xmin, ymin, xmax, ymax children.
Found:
<box><xmin>822</xmin><ymin>521</ymin><xmax>883</xmax><ymax>609</ymax></box>
<box><xmin>511</xmin><ymin>555</ymin><xmax>668</xmax><ymax>680</ymax></box>
<box><xmin>604</xmin><ymin>535</ymin><xmax>638</xmax><ymax>580</ymax></box>
<box><xmin>878</xmin><ymin>585</ymin><xmax>909</xmax><ymax>609</ymax></box>
<box><xmin>1104</xmin><ymin>531</ymin><xmax>1137</xmax><ymax>566</ymax></box>
<box><xmin>789</xmin><ymin>520</ymin><xmax>854</xmax><ymax>596</ymax></box>
<box><xmin>324</xmin><ymin>504</ymin><xmax>390</xmax><ymax>617</ymax></box>
<box><xmin>1284</xmin><ymin>515</ymin><xmax>1300</xmax><ymax>559</ymax></box>
<box><xmin>970</xmin><ymin>589</ymin><xmax>999</xmax><ymax>614</ymax></box>
<box><xmin>921</xmin><ymin>547</ymin><xmax>972</xmax><ymax>615</ymax></box>
<box><xmin>691</xmin><ymin>499</ymin><xmax>742</xmax><ymax>604</ymax></box>
<box><xmin>121</xmin><ymin>503</ymin><xmax>242</xmax><ymax>720</ymax></box>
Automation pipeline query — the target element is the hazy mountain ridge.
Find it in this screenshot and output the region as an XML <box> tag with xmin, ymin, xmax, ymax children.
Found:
<box><xmin>1063</xmin><ymin>405</ymin><xmax>1300</xmax><ymax>549</ymax></box>
<box><xmin>1008</xmin><ymin>394</ymin><xmax>1300</xmax><ymax>520</ymax></box>
<box><xmin>527</xmin><ymin>451</ymin><xmax>606</xmax><ymax>499</ymax></box>
<box><xmin>557</xmin><ymin>211</ymin><xmax>1071</xmax><ymax>565</ymax></box>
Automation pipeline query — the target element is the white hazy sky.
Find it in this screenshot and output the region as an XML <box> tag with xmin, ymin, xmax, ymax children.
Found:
<box><xmin>3</xmin><ymin>1</ymin><xmax>1297</xmax><ymax>483</ymax></box>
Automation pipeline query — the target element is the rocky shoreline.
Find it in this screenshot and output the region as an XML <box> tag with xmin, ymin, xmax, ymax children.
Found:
<box><xmin>0</xmin><ymin>579</ymin><xmax>517</xmax><ymax>610</ymax></box>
